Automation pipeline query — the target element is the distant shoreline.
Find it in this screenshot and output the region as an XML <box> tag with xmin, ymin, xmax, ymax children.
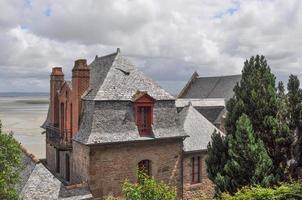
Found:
<box><xmin>0</xmin><ymin>92</ymin><xmax>49</xmax><ymax>97</ymax></box>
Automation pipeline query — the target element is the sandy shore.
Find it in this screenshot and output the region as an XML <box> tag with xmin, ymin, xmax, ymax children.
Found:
<box><xmin>0</xmin><ymin>95</ymin><xmax>48</xmax><ymax>158</ymax></box>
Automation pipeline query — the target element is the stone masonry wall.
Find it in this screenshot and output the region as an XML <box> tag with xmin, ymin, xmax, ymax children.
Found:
<box><xmin>46</xmin><ymin>143</ymin><xmax>56</xmax><ymax>172</ymax></box>
<box><xmin>71</xmin><ymin>141</ymin><xmax>89</xmax><ymax>184</ymax></box>
<box><xmin>88</xmin><ymin>139</ymin><xmax>183</xmax><ymax>199</ymax></box>
<box><xmin>59</xmin><ymin>150</ymin><xmax>71</xmax><ymax>181</ymax></box>
<box><xmin>183</xmin><ymin>152</ymin><xmax>214</xmax><ymax>200</ymax></box>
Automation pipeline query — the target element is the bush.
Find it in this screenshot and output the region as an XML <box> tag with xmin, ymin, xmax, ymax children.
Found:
<box><xmin>122</xmin><ymin>172</ymin><xmax>177</xmax><ymax>200</ymax></box>
<box><xmin>0</xmin><ymin>120</ymin><xmax>23</xmax><ymax>200</ymax></box>
<box><xmin>218</xmin><ymin>181</ymin><xmax>302</xmax><ymax>200</ymax></box>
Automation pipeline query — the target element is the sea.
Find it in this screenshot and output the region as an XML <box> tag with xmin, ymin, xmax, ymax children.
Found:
<box><xmin>0</xmin><ymin>92</ymin><xmax>49</xmax><ymax>158</ymax></box>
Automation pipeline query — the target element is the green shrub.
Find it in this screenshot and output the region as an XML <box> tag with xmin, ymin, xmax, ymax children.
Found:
<box><xmin>0</xmin><ymin>120</ymin><xmax>23</xmax><ymax>200</ymax></box>
<box><xmin>122</xmin><ymin>171</ymin><xmax>177</xmax><ymax>200</ymax></box>
<box><xmin>218</xmin><ymin>181</ymin><xmax>302</xmax><ymax>200</ymax></box>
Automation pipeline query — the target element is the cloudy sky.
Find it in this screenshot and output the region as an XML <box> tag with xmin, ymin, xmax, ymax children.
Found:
<box><xmin>0</xmin><ymin>0</ymin><xmax>301</xmax><ymax>95</ymax></box>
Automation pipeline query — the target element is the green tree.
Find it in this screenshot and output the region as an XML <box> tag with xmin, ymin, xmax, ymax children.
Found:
<box><xmin>206</xmin><ymin>130</ymin><xmax>228</xmax><ymax>194</ymax></box>
<box><xmin>0</xmin><ymin>120</ymin><xmax>23</xmax><ymax>200</ymax></box>
<box><xmin>122</xmin><ymin>171</ymin><xmax>177</xmax><ymax>200</ymax></box>
<box><xmin>287</xmin><ymin>75</ymin><xmax>302</xmax><ymax>178</ymax></box>
<box><xmin>223</xmin><ymin>114</ymin><xmax>274</xmax><ymax>194</ymax></box>
<box><xmin>225</xmin><ymin>55</ymin><xmax>293</xmax><ymax>182</ymax></box>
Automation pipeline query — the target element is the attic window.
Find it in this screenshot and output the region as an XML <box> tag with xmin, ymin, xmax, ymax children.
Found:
<box><xmin>133</xmin><ymin>92</ymin><xmax>155</xmax><ymax>137</ymax></box>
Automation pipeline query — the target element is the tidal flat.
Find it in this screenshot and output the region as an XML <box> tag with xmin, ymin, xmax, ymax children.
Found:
<box><xmin>0</xmin><ymin>93</ymin><xmax>48</xmax><ymax>158</ymax></box>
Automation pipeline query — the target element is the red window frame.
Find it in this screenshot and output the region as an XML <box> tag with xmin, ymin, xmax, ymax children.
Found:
<box><xmin>134</xmin><ymin>94</ymin><xmax>154</xmax><ymax>136</ymax></box>
<box><xmin>191</xmin><ymin>156</ymin><xmax>200</xmax><ymax>184</ymax></box>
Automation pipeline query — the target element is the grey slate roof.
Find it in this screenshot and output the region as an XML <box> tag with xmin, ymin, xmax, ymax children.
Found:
<box><xmin>195</xmin><ymin>106</ymin><xmax>225</xmax><ymax>124</ymax></box>
<box><xmin>74</xmin><ymin>100</ymin><xmax>187</xmax><ymax>144</ymax></box>
<box><xmin>16</xmin><ymin>150</ymin><xmax>92</xmax><ymax>200</ymax></box>
<box><xmin>179</xmin><ymin>104</ymin><xmax>222</xmax><ymax>152</ymax></box>
<box><xmin>83</xmin><ymin>50</ymin><xmax>174</xmax><ymax>101</ymax></box>
<box><xmin>180</xmin><ymin>74</ymin><xmax>241</xmax><ymax>99</ymax></box>
<box><xmin>74</xmin><ymin>50</ymin><xmax>186</xmax><ymax>145</ymax></box>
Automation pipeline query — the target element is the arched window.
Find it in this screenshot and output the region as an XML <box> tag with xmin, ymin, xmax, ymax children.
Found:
<box><xmin>138</xmin><ymin>160</ymin><xmax>151</xmax><ymax>176</ymax></box>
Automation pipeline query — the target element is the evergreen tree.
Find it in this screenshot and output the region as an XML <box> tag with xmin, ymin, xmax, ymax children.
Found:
<box><xmin>206</xmin><ymin>130</ymin><xmax>228</xmax><ymax>194</ymax></box>
<box><xmin>223</xmin><ymin>114</ymin><xmax>273</xmax><ymax>194</ymax></box>
<box><xmin>224</xmin><ymin>55</ymin><xmax>293</xmax><ymax>182</ymax></box>
<box><xmin>287</xmin><ymin>75</ymin><xmax>302</xmax><ymax>178</ymax></box>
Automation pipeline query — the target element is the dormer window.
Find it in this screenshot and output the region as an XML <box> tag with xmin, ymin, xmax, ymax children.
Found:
<box><xmin>132</xmin><ymin>91</ymin><xmax>155</xmax><ymax>137</ymax></box>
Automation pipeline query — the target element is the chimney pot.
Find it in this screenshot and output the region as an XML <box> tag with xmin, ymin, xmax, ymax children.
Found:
<box><xmin>51</xmin><ymin>67</ymin><xmax>64</xmax><ymax>76</ymax></box>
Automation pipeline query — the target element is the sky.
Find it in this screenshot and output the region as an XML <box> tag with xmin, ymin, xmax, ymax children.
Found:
<box><xmin>0</xmin><ymin>0</ymin><xmax>301</xmax><ymax>95</ymax></box>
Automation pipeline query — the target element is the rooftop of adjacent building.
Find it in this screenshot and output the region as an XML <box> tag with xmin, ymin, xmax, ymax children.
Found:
<box><xmin>178</xmin><ymin>72</ymin><xmax>241</xmax><ymax>100</ymax></box>
<box><xmin>16</xmin><ymin>145</ymin><xmax>92</xmax><ymax>200</ymax></box>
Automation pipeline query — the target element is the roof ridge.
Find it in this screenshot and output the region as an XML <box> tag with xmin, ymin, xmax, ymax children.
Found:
<box><xmin>197</xmin><ymin>74</ymin><xmax>241</xmax><ymax>79</ymax></box>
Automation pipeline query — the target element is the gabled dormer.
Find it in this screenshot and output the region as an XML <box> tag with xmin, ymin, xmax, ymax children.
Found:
<box><xmin>132</xmin><ymin>91</ymin><xmax>155</xmax><ymax>137</ymax></box>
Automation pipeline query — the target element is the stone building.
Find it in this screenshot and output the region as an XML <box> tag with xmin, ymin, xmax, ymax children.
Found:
<box><xmin>42</xmin><ymin>49</ymin><xmax>238</xmax><ymax>199</ymax></box>
<box><xmin>177</xmin><ymin>72</ymin><xmax>241</xmax><ymax>132</ymax></box>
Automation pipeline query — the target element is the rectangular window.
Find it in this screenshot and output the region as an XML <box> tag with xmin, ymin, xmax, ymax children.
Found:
<box><xmin>138</xmin><ymin>106</ymin><xmax>151</xmax><ymax>135</ymax></box>
<box><xmin>191</xmin><ymin>156</ymin><xmax>200</xmax><ymax>184</ymax></box>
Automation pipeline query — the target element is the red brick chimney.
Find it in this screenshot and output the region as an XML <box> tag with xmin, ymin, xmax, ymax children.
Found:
<box><xmin>50</xmin><ymin>67</ymin><xmax>64</xmax><ymax>127</ymax></box>
<box><xmin>71</xmin><ymin>59</ymin><xmax>90</xmax><ymax>134</ymax></box>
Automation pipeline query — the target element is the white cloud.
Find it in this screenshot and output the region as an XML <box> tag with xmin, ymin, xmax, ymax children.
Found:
<box><xmin>0</xmin><ymin>0</ymin><xmax>301</xmax><ymax>93</ymax></box>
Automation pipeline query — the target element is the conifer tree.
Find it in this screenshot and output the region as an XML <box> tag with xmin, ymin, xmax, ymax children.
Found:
<box><xmin>206</xmin><ymin>130</ymin><xmax>228</xmax><ymax>194</ymax></box>
<box><xmin>223</xmin><ymin>114</ymin><xmax>274</xmax><ymax>194</ymax></box>
<box><xmin>287</xmin><ymin>75</ymin><xmax>302</xmax><ymax>178</ymax></box>
<box><xmin>224</xmin><ymin>55</ymin><xmax>293</xmax><ymax>182</ymax></box>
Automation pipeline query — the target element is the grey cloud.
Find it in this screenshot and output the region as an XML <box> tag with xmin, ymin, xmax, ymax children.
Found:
<box><xmin>0</xmin><ymin>0</ymin><xmax>301</xmax><ymax>93</ymax></box>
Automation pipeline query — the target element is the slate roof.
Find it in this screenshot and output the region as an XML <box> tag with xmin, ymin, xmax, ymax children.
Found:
<box><xmin>179</xmin><ymin>104</ymin><xmax>223</xmax><ymax>152</ymax></box>
<box><xmin>195</xmin><ymin>106</ymin><xmax>225</xmax><ymax>124</ymax></box>
<box><xmin>175</xmin><ymin>99</ymin><xmax>225</xmax><ymax>124</ymax></box>
<box><xmin>16</xmin><ymin>148</ymin><xmax>92</xmax><ymax>200</ymax></box>
<box><xmin>179</xmin><ymin>73</ymin><xmax>241</xmax><ymax>99</ymax></box>
<box><xmin>83</xmin><ymin>50</ymin><xmax>174</xmax><ymax>101</ymax></box>
<box><xmin>74</xmin><ymin>50</ymin><xmax>186</xmax><ymax>145</ymax></box>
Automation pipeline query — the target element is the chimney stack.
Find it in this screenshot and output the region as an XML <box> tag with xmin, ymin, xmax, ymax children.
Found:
<box><xmin>50</xmin><ymin>67</ymin><xmax>64</xmax><ymax>126</ymax></box>
<box><xmin>72</xmin><ymin>59</ymin><xmax>90</xmax><ymax>133</ymax></box>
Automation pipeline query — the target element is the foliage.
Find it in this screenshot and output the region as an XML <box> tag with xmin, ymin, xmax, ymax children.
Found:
<box><xmin>224</xmin><ymin>55</ymin><xmax>293</xmax><ymax>182</ymax></box>
<box><xmin>287</xmin><ymin>75</ymin><xmax>302</xmax><ymax>178</ymax></box>
<box><xmin>219</xmin><ymin>181</ymin><xmax>302</xmax><ymax>200</ymax></box>
<box><xmin>206</xmin><ymin>55</ymin><xmax>295</xmax><ymax>195</ymax></box>
<box><xmin>0</xmin><ymin>120</ymin><xmax>23</xmax><ymax>200</ymax></box>
<box><xmin>222</xmin><ymin>114</ymin><xmax>274</xmax><ymax>194</ymax></box>
<box><xmin>206</xmin><ymin>130</ymin><xmax>228</xmax><ymax>194</ymax></box>
<box><xmin>122</xmin><ymin>171</ymin><xmax>177</xmax><ymax>200</ymax></box>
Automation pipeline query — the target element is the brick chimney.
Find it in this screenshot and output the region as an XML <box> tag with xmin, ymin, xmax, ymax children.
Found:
<box><xmin>71</xmin><ymin>59</ymin><xmax>90</xmax><ymax>133</ymax></box>
<box><xmin>50</xmin><ymin>67</ymin><xmax>64</xmax><ymax>127</ymax></box>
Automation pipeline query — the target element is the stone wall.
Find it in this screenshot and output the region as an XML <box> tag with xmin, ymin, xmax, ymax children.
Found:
<box><xmin>46</xmin><ymin>143</ymin><xmax>56</xmax><ymax>172</ymax></box>
<box><xmin>59</xmin><ymin>150</ymin><xmax>71</xmax><ymax>181</ymax></box>
<box><xmin>183</xmin><ymin>152</ymin><xmax>214</xmax><ymax>200</ymax></box>
<box><xmin>87</xmin><ymin>139</ymin><xmax>183</xmax><ymax>199</ymax></box>
<box><xmin>71</xmin><ymin>141</ymin><xmax>89</xmax><ymax>184</ymax></box>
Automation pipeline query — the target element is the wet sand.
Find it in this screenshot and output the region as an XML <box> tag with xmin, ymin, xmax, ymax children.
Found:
<box><xmin>0</xmin><ymin>95</ymin><xmax>48</xmax><ymax>158</ymax></box>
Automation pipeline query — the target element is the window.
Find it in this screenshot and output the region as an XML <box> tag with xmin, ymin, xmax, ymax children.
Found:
<box><xmin>191</xmin><ymin>156</ymin><xmax>200</xmax><ymax>184</ymax></box>
<box><xmin>133</xmin><ymin>92</ymin><xmax>155</xmax><ymax>136</ymax></box>
<box><xmin>56</xmin><ymin>148</ymin><xmax>60</xmax><ymax>173</ymax></box>
<box><xmin>65</xmin><ymin>154</ymin><xmax>70</xmax><ymax>181</ymax></box>
<box><xmin>138</xmin><ymin>160</ymin><xmax>151</xmax><ymax>176</ymax></box>
<box><xmin>137</xmin><ymin>106</ymin><xmax>152</xmax><ymax>135</ymax></box>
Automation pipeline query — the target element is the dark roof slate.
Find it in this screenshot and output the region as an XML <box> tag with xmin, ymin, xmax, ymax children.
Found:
<box><xmin>195</xmin><ymin>106</ymin><xmax>225</xmax><ymax>124</ymax></box>
<box><xmin>181</xmin><ymin>74</ymin><xmax>241</xmax><ymax>99</ymax></box>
